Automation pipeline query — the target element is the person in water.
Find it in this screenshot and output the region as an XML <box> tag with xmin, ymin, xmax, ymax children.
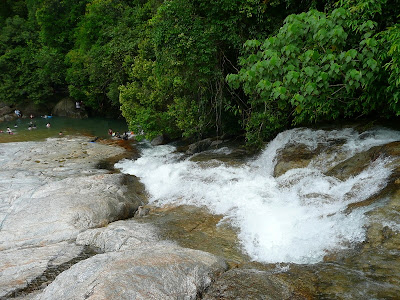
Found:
<box><xmin>46</xmin><ymin>123</ymin><xmax>51</xmax><ymax>128</ymax></box>
<box><xmin>7</xmin><ymin>127</ymin><xmax>13</xmax><ymax>134</ymax></box>
<box><xmin>108</xmin><ymin>128</ymin><xmax>113</xmax><ymax>135</ymax></box>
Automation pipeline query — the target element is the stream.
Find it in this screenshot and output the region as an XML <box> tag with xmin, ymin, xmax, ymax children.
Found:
<box><xmin>115</xmin><ymin>125</ymin><xmax>400</xmax><ymax>298</ymax></box>
<box><xmin>116</xmin><ymin>127</ymin><xmax>400</xmax><ymax>264</ymax></box>
<box><xmin>1</xmin><ymin>121</ymin><xmax>399</xmax><ymax>299</ymax></box>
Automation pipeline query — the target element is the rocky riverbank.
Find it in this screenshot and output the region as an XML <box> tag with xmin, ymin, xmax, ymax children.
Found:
<box><xmin>2</xmin><ymin>127</ymin><xmax>400</xmax><ymax>299</ymax></box>
<box><xmin>115</xmin><ymin>126</ymin><xmax>400</xmax><ymax>299</ymax></box>
<box><xmin>0</xmin><ymin>136</ymin><xmax>227</xmax><ymax>299</ymax></box>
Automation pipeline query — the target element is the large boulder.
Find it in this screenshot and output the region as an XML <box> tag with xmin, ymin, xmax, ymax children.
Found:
<box><xmin>34</xmin><ymin>244</ymin><xmax>227</xmax><ymax>300</ymax></box>
<box><xmin>186</xmin><ymin>138</ymin><xmax>213</xmax><ymax>155</ymax></box>
<box><xmin>0</xmin><ymin>103</ymin><xmax>14</xmax><ymax>116</ymax></box>
<box><xmin>151</xmin><ymin>134</ymin><xmax>170</xmax><ymax>146</ymax></box>
<box><xmin>0</xmin><ymin>137</ymin><xmax>140</xmax><ymax>297</ymax></box>
<box><xmin>52</xmin><ymin>98</ymin><xmax>88</xmax><ymax>118</ymax></box>
<box><xmin>0</xmin><ymin>102</ymin><xmax>17</xmax><ymax>122</ymax></box>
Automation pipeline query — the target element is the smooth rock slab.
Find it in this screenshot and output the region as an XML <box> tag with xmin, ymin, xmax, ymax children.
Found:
<box><xmin>0</xmin><ymin>242</ymin><xmax>83</xmax><ymax>298</ymax></box>
<box><xmin>0</xmin><ymin>173</ymin><xmax>139</xmax><ymax>251</ymax></box>
<box><xmin>76</xmin><ymin>219</ymin><xmax>160</xmax><ymax>252</ymax></box>
<box><xmin>0</xmin><ymin>137</ymin><xmax>141</xmax><ymax>297</ymax></box>
<box><xmin>35</xmin><ymin>244</ymin><xmax>228</xmax><ymax>300</ymax></box>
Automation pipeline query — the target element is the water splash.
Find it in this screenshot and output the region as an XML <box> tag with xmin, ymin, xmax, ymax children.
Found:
<box><xmin>115</xmin><ymin>127</ymin><xmax>400</xmax><ymax>264</ymax></box>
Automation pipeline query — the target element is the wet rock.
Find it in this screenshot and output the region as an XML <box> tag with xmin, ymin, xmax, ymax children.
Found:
<box><xmin>52</xmin><ymin>97</ymin><xmax>88</xmax><ymax>118</ymax></box>
<box><xmin>0</xmin><ymin>113</ymin><xmax>17</xmax><ymax>122</ymax></box>
<box><xmin>136</xmin><ymin>205</ymin><xmax>248</xmax><ymax>267</ymax></box>
<box><xmin>151</xmin><ymin>134</ymin><xmax>170</xmax><ymax>146</ymax></box>
<box><xmin>203</xmin><ymin>268</ymin><xmax>307</xmax><ymax>300</ymax></box>
<box><xmin>273</xmin><ymin>139</ymin><xmax>347</xmax><ymax>177</ymax></box>
<box><xmin>326</xmin><ymin>141</ymin><xmax>400</xmax><ymax>181</ymax></box>
<box><xmin>186</xmin><ymin>138</ymin><xmax>213</xmax><ymax>155</ymax></box>
<box><xmin>0</xmin><ymin>104</ymin><xmax>14</xmax><ymax>117</ymax></box>
<box><xmin>34</xmin><ymin>244</ymin><xmax>228</xmax><ymax>300</ymax></box>
<box><xmin>134</xmin><ymin>205</ymin><xmax>151</xmax><ymax>217</ymax></box>
<box><xmin>21</xmin><ymin>102</ymin><xmax>52</xmax><ymax>118</ymax></box>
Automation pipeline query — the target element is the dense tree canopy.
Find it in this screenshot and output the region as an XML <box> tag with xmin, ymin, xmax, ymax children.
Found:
<box><xmin>0</xmin><ymin>0</ymin><xmax>399</xmax><ymax>145</ymax></box>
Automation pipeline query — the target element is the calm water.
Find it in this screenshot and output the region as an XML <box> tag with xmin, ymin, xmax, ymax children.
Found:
<box><xmin>0</xmin><ymin>117</ymin><xmax>128</xmax><ymax>143</ymax></box>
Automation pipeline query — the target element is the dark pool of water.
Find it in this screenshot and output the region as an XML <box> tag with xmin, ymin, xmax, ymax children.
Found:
<box><xmin>0</xmin><ymin>116</ymin><xmax>128</xmax><ymax>143</ymax></box>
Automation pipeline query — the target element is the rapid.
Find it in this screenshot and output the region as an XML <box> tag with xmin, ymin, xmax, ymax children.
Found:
<box><xmin>115</xmin><ymin>127</ymin><xmax>400</xmax><ymax>264</ymax></box>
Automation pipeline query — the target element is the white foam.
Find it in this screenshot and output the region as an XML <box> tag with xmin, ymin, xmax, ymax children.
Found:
<box><xmin>115</xmin><ymin>128</ymin><xmax>400</xmax><ymax>264</ymax></box>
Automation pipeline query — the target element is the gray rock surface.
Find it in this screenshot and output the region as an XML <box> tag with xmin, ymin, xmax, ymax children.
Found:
<box><xmin>1</xmin><ymin>136</ymin><xmax>228</xmax><ymax>299</ymax></box>
<box><xmin>151</xmin><ymin>134</ymin><xmax>170</xmax><ymax>146</ymax></box>
<box><xmin>76</xmin><ymin>219</ymin><xmax>161</xmax><ymax>252</ymax></box>
<box><xmin>0</xmin><ymin>137</ymin><xmax>140</xmax><ymax>297</ymax></box>
<box><xmin>35</xmin><ymin>244</ymin><xmax>227</xmax><ymax>300</ymax></box>
<box><xmin>186</xmin><ymin>138</ymin><xmax>213</xmax><ymax>155</ymax></box>
<box><xmin>52</xmin><ymin>97</ymin><xmax>88</xmax><ymax>118</ymax></box>
<box><xmin>0</xmin><ymin>242</ymin><xmax>83</xmax><ymax>297</ymax></box>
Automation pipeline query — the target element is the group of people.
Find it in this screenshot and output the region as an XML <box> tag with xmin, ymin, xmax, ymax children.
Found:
<box><xmin>1</xmin><ymin>127</ymin><xmax>15</xmax><ymax>134</ymax></box>
<box><xmin>108</xmin><ymin>128</ymin><xmax>131</xmax><ymax>140</ymax></box>
<box><xmin>1</xmin><ymin>119</ymin><xmax>51</xmax><ymax>135</ymax></box>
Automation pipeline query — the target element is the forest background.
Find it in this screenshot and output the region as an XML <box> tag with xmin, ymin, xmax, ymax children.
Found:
<box><xmin>1</xmin><ymin>0</ymin><xmax>399</xmax><ymax>147</ymax></box>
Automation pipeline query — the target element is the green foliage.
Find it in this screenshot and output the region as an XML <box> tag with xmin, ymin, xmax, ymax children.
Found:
<box><xmin>1</xmin><ymin>0</ymin><xmax>399</xmax><ymax>144</ymax></box>
<box><xmin>0</xmin><ymin>14</ymin><xmax>54</xmax><ymax>104</ymax></box>
<box><xmin>379</xmin><ymin>24</ymin><xmax>400</xmax><ymax>114</ymax></box>
<box><xmin>66</xmin><ymin>0</ymin><xmax>158</xmax><ymax>112</ymax></box>
<box><xmin>227</xmin><ymin>8</ymin><xmax>385</xmax><ymax>146</ymax></box>
<box><xmin>119</xmin><ymin>0</ymin><xmax>305</xmax><ymax>140</ymax></box>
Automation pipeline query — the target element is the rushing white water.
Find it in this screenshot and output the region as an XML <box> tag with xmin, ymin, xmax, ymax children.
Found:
<box><xmin>115</xmin><ymin>127</ymin><xmax>400</xmax><ymax>264</ymax></box>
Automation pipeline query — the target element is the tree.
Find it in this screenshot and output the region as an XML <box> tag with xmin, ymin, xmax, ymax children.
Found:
<box><xmin>227</xmin><ymin>3</ymin><xmax>399</xmax><ymax>147</ymax></box>
<box><xmin>119</xmin><ymin>0</ymin><xmax>311</xmax><ymax>140</ymax></box>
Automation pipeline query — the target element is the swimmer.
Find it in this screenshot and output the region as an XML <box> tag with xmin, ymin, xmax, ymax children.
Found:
<box><xmin>7</xmin><ymin>127</ymin><xmax>13</xmax><ymax>134</ymax></box>
<box><xmin>59</xmin><ymin>131</ymin><xmax>63</xmax><ymax>136</ymax></box>
<box><xmin>46</xmin><ymin>123</ymin><xmax>51</xmax><ymax>128</ymax></box>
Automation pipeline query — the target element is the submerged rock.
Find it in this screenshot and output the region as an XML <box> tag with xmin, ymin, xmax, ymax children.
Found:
<box><xmin>203</xmin><ymin>268</ymin><xmax>306</xmax><ymax>300</ymax></box>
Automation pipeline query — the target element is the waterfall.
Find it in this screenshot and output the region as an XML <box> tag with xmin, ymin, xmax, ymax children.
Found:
<box><xmin>115</xmin><ymin>127</ymin><xmax>400</xmax><ymax>264</ymax></box>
